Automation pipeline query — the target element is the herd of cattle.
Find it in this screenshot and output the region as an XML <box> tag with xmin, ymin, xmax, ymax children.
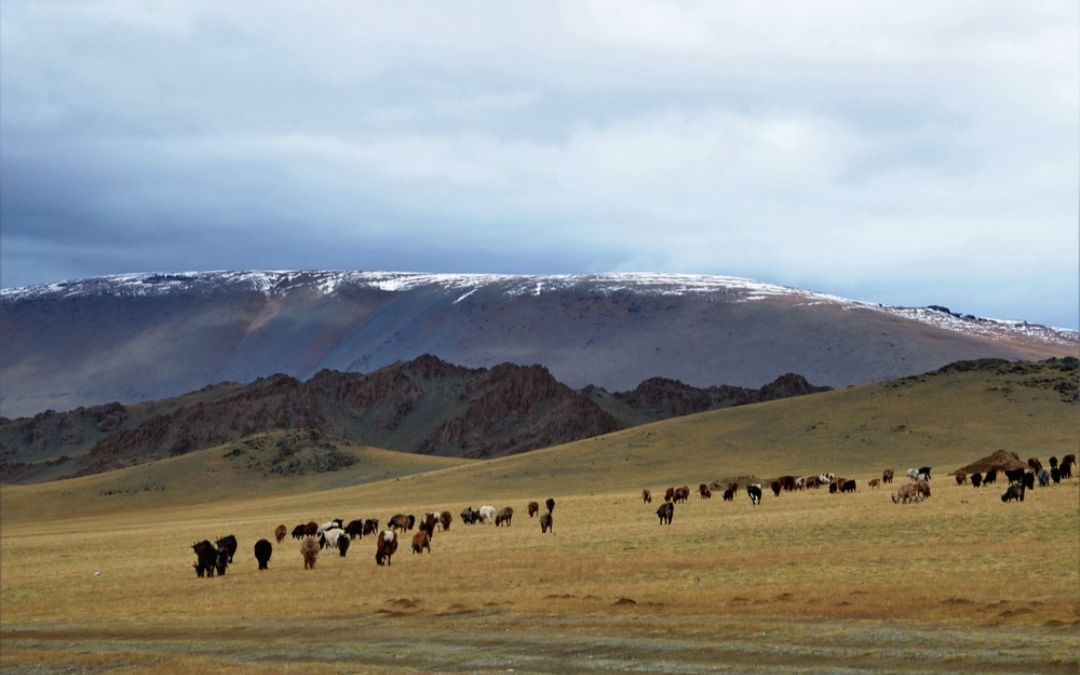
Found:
<box><xmin>191</xmin><ymin>498</ymin><xmax>556</xmax><ymax>577</ymax></box>
<box><xmin>192</xmin><ymin>453</ymin><xmax>1076</xmax><ymax>575</ymax></box>
<box><xmin>645</xmin><ymin>453</ymin><xmax>1077</xmax><ymax>525</ymax></box>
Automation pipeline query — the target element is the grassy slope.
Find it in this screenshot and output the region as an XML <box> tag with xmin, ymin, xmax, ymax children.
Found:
<box><xmin>3</xmin><ymin>360</ymin><xmax>1075</xmax><ymax>525</ymax></box>
<box><xmin>0</xmin><ymin>431</ymin><xmax>467</xmax><ymax>522</ymax></box>
<box><xmin>254</xmin><ymin>361</ymin><xmax>1079</xmax><ymax>512</ymax></box>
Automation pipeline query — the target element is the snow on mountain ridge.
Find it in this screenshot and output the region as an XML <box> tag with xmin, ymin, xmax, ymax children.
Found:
<box><xmin>2</xmin><ymin>270</ymin><xmax>1076</xmax><ymax>345</ymax></box>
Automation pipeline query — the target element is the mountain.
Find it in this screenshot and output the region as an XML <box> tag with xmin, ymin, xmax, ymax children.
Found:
<box><xmin>0</xmin><ymin>355</ymin><xmax>619</xmax><ymax>482</ymax></box>
<box><xmin>0</xmin><ymin>354</ymin><xmax>831</xmax><ymax>484</ymax></box>
<box><xmin>2</xmin><ymin>270</ymin><xmax>1076</xmax><ymax>418</ymax></box>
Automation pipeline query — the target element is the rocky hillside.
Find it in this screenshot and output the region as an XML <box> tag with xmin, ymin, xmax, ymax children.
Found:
<box><xmin>2</xmin><ymin>271</ymin><xmax>1075</xmax><ymax>418</ymax></box>
<box><xmin>0</xmin><ymin>354</ymin><xmax>836</xmax><ymax>484</ymax></box>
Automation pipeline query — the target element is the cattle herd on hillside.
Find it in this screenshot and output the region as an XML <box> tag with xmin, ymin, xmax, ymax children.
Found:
<box><xmin>648</xmin><ymin>454</ymin><xmax>1077</xmax><ymax>525</ymax></box>
<box><xmin>190</xmin><ymin>498</ymin><xmax>556</xmax><ymax>577</ymax></box>
<box><xmin>191</xmin><ymin>453</ymin><xmax>1075</xmax><ymax>576</ymax></box>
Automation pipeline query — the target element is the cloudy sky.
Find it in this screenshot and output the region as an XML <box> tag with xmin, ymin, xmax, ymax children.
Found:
<box><xmin>2</xmin><ymin>1</ymin><xmax>1077</xmax><ymax>327</ymax></box>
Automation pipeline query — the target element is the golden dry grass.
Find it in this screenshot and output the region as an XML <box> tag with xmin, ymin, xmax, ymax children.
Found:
<box><xmin>2</xmin><ymin>476</ymin><xmax>1078</xmax><ymax>672</ymax></box>
<box><xmin>2</xmin><ymin>366</ymin><xmax>1078</xmax><ymax>671</ymax></box>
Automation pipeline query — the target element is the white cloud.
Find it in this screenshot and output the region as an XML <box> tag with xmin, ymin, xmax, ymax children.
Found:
<box><xmin>1</xmin><ymin>1</ymin><xmax>1076</xmax><ymax>326</ymax></box>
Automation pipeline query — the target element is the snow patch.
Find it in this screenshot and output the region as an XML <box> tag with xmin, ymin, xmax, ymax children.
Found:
<box><xmin>3</xmin><ymin>269</ymin><xmax>1076</xmax><ymax>347</ymax></box>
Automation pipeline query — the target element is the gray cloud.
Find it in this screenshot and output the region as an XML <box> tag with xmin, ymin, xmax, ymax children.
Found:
<box><xmin>2</xmin><ymin>1</ymin><xmax>1077</xmax><ymax>328</ymax></box>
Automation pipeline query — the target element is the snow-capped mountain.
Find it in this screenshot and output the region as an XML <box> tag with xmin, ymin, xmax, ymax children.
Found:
<box><xmin>2</xmin><ymin>270</ymin><xmax>1076</xmax><ymax>418</ymax></box>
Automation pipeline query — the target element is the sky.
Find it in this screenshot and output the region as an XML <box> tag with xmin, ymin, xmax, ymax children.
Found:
<box><xmin>2</xmin><ymin>1</ymin><xmax>1077</xmax><ymax>328</ymax></box>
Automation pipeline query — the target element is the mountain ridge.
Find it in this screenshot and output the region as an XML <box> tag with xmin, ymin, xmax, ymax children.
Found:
<box><xmin>2</xmin><ymin>270</ymin><xmax>1075</xmax><ymax>419</ymax></box>
<box><xmin>0</xmin><ymin>354</ymin><xmax>830</xmax><ymax>484</ymax></box>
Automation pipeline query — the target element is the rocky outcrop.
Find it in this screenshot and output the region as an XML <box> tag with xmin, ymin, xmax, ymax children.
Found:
<box><xmin>610</xmin><ymin>374</ymin><xmax>830</xmax><ymax>419</ymax></box>
<box><xmin>1</xmin><ymin>353</ymin><xmax>832</xmax><ymax>483</ymax></box>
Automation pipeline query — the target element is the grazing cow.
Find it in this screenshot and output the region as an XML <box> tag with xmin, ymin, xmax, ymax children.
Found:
<box><xmin>419</xmin><ymin>513</ymin><xmax>438</xmax><ymax>537</ymax></box>
<box><xmin>664</xmin><ymin>487</ymin><xmax>675</xmax><ymax>502</ymax></box>
<box><xmin>1049</xmin><ymin>456</ymin><xmax>1058</xmax><ymax>469</ymax></box>
<box><xmin>918</xmin><ymin>466</ymin><xmax>932</xmax><ymax>481</ymax></box>
<box><xmin>915</xmin><ymin>480</ymin><xmax>930</xmax><ymax>500</ymax></box>
<box><xmin>795</xmin><ymin>476</ymin><xmax>806</xmax><ymax>490</ymax></box>
<box><xmin>389</xmin><ymin>514</ymin><xmax>411</xmax><ymax>533</ymax></box>
<box><xmin>254</xmin><ymin>539</ymin><xmax>273</xmax><ymax>570</ymax></box>
<box><xmin>411</xmin><ymin>530</ymin><xmax>431</xmax><ymax>554</ymax></box>
<box><xmin>722</xmin><ymin>487</ymin><xmax>735</xmax><ymax>501</ymax></box>
<box><xmin>528</xmin><ymin>501</ymin><xmax>540</xmax><ymax>517</ymax></box>
<box><xmin>746</xmin><ymin>484</ymin><xmax>763</xmax><ymax>505</ymax></box>
<box><xmin>345</xmin><ymin>519</ymin><xmax>365</xmax><ymax>539</ymax></box>
<box><xmin>983</xmin><ymin>469</ymin><xmax>998</xmax><ymax>485</ymax></box>
<box><xmin>546</xmin><ymin>498</ymin><xmax>556</xmax><ymax>513</ymax></box>
<box><xmin>214</xmin><ymin>546</ymin><xmax>230</xmax><ymax>576</ymax></box>
<box><xmin>804</xmin><ymin>476</ymin><xmax>822</xmax><ymax>489</ymax></box>
<box><xmin>1001</xmin><ymin>483</ymin><xmax>1025</xmax><ymax>503</ymax></box>
<box><xmin>869</xmin><ymin>478</ymin><xmax>881</xmax><ymax>489</ymax></box>
<box><xmin>305</xmin><ymin>521</ymin><xmax>318</xmax><ymax>536</ymax></box>
<box><xmin>642</xmin><ymin>489</ymin><xmax>652</xmax><ymax>504</ymax></box>
<box><xmin>828</xmin><ymin>482</ymin><xmax>838</xmax><ymax>494</ymax></box>
<box><xmin>337</xmin><ymin>535</ymin><xmax>350</xmax><ymax>557</ymax></box>
<box><xmin>495</xmin><ymin>507</ymin><xmax>514</xmax><ymax>527</ymax></box>
<box><xmin>300</xmin><ymin>536</ymin><xmax>320</xmax><ymax>569</ymax></box>
<box><xmin>192</xmin><ymin>540</ymin><xmax>218</xmax><ymax>578</ymax></box>
<box><xmin>954</xmin><ymin>471</ymin><xmax>967</xmax><ymax>485</ymax></box>
<box><xmin>906</xmin><ymin>468</ymin><xmax>919</xmax><ymax>481</ymax></box>
<box><xmin>291</xmin><ymin>524</ymin><xmax>306</xmax><ymax>540</ymax></box>
<box><xmin>1051</xmin><ymin>467</ymin><xmax>1061</xmax><ymax>484</ymax></box>
<box><xmin>1060</xmin><ymin>455</ymin><xmax>1076</xmax><ymax>479</ymax></box>
<box><xmin>699</xmin><ymin>483</ymin><xmax>711</xmax><ymax>499</ymax></box>
<box><xmin>319</xmin><ymin>519</ymin><xmax>343</xmax><ymax>534</ymax></box>
<box><xmin>1027</xmin><ymin>457</ymin><xmax>1043</xmax><ymax>474</ymax></box>
<box><xmin>460</xmin><ymin>507</ymin><xmax>480</xmax><ymax>525</ymax></box>
<box><xmin>892</xmin><ymin>483</ymin><xmax>918</xmax><ymax>504</ymax></box>
<box><xmin>840</xmin><ymin>480</ymin><xmax>857</xmax><ymax>493</ymax></box>
<box><xmin>779</xmin><ymin>475</ymin><xmax>797</xmax><ymax>492</ymax></box>
<box><xmin>540</xmin><ymin>512</ymin><xmax>553</xmax><ymax>534</ymax></box>
<box><xmin>674</xmin><ymin>486</ymin><xmax>690</xmax><ymax>503</ymax></box>
<box><xmin>407</xmin><ymin>515</ymin><xmax>416</xmax><ymax>531</ymax></box>
<box><xmin>1022</xmin><ymin>472</ymin><xmax>1035</xmax><ymax>491</ymax></box>
<box><xmin>479</xmin><ymin>505</ymin><xmax>497</xmax><ymax>524</ymax></box>
<box><xmin>1005</xmin><ymin>468</ymin><xmax>1026</xmax><ymax>484</ymax></box>
<box><xmin>274</xmin><ymin>525</ymin><xmax>287</xmax><ymax>544</ymax></box>
<box><xmin>882</xmin><ymin>469</ymin><xmax>894</xmax><ymax>484</ymax></box>
<box><xmin>363</xmin><ymin>519</ymin><xmax>380</xmax><ymax>536</ymax></box>
<box><xmin>656</xmin><ymin>502</ymin><xmax>674</xmax><ymax>525</ymax></box>
<box><xmin>1038</xmin><ymin>470</ymin><xmax>1050</xmax><ymax>487</ymax></box>
<box><xmin>375</xmin><ymin>531</ymin><xmax>398</xmax><ymax>566</ymax></box>
<box><xmin>216</xmin><ymin>535</ymin><xmax>238</xmax><ymax>563</ymax></box>
<box><xmin>836</xmin><ymin>478</ymin><xmax>849</xmax><ymax>490</ymax></box>
<box><xmin>319</xmin><ymin>527</ymin><xmax>344</xmax><ymax>551</ymax></box>
<box><xmin>770</xmin><ymin>481</ymin><xmax>781</xmax><ymax>497</ymax></box>
<box><xmin>971</xmin><ymin>472</ymin><xmax>983</xmax><ymax>487</ymax></box>
<box><xmin>439</xmin><ymin>511</ymin><xmax>452</xmax><ymax>531</ymax></box>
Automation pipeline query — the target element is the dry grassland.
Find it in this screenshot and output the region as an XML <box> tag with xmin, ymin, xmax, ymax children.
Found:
<box><xmin>2</xmin><ymin>475</ymin><xmax>1078</xmax><ymax>672</ymax></box>
<box><xmin>2</xmin><ymin>365</ymin><xmax>1077</xmax><ymax>671</ymax></box>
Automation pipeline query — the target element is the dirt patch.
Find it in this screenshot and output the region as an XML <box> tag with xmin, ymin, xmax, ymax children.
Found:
<box><xmin>956</xmin><ymin>449</ymin><xmax>1026</xmax><ymax>474</ymax></box>
<box><xmin>387</xmin><ymin>597</ymin><xmax>422</xmax><ymax>609</ymax></box>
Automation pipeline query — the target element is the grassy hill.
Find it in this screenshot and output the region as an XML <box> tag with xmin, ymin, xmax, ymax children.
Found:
<box><xmin>3</xmin><ymin>358</ymin><xmax>1074</xmax><ymax>524</ymax></box>
<box><xmin>0</xmin><ymin>430</ymin><xmax>468</xmax><ymax>522</ymax></box>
